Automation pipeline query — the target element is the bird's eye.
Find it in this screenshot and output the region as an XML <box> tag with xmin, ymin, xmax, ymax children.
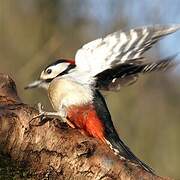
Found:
<box><xmin>46</xmin><ymin>69</ymin><xmax>52</xmax><ymax>74</ymax></box>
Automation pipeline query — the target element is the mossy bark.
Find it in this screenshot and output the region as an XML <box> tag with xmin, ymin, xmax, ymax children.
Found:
<box><xmin>0</xmin><ymin>73</ymin><xmax>172</xmax><ymax>180</ymax></box>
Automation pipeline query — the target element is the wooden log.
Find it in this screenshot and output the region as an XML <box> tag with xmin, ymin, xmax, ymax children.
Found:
<box><xmin>0</xmin><ymin>73</ymin><xmax>172</xmax><ymax>180</ymax></box>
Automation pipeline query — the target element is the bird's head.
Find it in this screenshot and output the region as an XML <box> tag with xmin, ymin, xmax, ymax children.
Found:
<box><xmin>25</xmin><ymin>59</ymin><xmax>76</xmax><ymax>90</ymax></box>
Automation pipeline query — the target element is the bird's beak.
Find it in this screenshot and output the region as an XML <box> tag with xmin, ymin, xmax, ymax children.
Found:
<box><xmin>24</xmin><ymin>80</ymin><xmax>43</xmax><ymax>90</ymax></box>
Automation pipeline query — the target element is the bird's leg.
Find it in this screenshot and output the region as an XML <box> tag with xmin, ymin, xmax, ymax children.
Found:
<box><xmin>32</xmin><ymin>103</ymin><xmax>75</xmax><ymax>128</ymax></box>
<box><xmin>34</xmin><ymin>102</ymin><xmax>67</xmax><ymax>119</ymax></box>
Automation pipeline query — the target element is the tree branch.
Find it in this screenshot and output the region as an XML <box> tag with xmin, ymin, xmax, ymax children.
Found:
<box><xmin>0</xmin><ymin>73</ymin><xmax>172</xmax><ymax>180</ymax></box>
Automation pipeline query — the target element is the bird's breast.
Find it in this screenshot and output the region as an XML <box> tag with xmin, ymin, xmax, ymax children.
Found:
<box><xmin>48</xmin><ymin>78</ymin><xmax>93</xmax><ymax>111</ymax></box>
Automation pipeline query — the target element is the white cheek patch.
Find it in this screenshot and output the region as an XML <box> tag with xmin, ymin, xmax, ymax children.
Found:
<box><xmin>54</xmin><ymin>63</ymin><xmax>70</xmax><ymax>75</ymax></box>
<box><xmin>41</xmin><ymin>63</ymin><xmax>70</xmax><ymax>80</ymax></box>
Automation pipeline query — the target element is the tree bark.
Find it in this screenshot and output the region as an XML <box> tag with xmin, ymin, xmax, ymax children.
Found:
<box><xmin>0</xmin><ymin>73</ymin><xmax>172</xmax><ymax>180</ymax></box>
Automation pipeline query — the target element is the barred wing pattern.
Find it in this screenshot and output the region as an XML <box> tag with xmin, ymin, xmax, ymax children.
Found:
<box><xmin>75</xmin><ymin>25</ymin><xmax>180</xmax><ymax>76</ymax></box>
<box><xmin>95</xmin><ymin>55</ymin><xmax>177</xmax><ymax>91</ymax></box>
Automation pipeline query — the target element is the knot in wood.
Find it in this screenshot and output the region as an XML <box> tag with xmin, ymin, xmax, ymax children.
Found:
<box><xmin>75</xmin><ymin>140</ymin><xmax>95</xmax><ymax>158</ymax></box>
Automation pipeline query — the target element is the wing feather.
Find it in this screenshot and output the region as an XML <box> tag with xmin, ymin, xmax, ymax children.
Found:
<box><xmin>75</xmin><ymin>25</ymin><xmax>180</xmax><ymax>76</ymax></box>
<box><xmin>95</xmin><ymin>55</ymin><xmax>177</xmax><ymax>91</ymax></box>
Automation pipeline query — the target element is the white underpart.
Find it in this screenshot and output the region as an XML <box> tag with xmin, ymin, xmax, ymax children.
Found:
<box><xmin>66</xmin><ymin>68</ymin><xmax>95</xmax><ymax>86</ymax></box>
<box><xmin>48</xmin><ymin>69</ymin><xmax>94</xmax><ymax>111</ymax></box>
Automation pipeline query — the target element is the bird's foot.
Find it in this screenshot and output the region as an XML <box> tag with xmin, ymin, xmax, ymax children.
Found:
<box><xmin>31</xmin><ymin>103</ymin><xmax>75</xmax><ymax>128</ymax></box>
<box><xmin>31</xmin><ymin>103</ymin><xmax>47</xmax><ymax>122</ymax></box>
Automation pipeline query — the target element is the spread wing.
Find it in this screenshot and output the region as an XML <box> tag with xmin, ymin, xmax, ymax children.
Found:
<box><xmin>75</xmin><ymin>25</ymin><xmax>180</xmax><ymax>76</ymax></box>
<box><xmin>95</xmin><ymin>55</ymin><xmax>177</xmax><ymax>91</ymax></box>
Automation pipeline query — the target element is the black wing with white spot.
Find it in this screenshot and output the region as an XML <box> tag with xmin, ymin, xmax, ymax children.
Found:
<box><xmin>95</xmin><ymin>55</ymin><xmax>177</xmax><ymax>91</ymax></box>
<box><xmin>75</xmin><ymin>25</ymin><xmax>180</xmax><ymax>76</ymax></box>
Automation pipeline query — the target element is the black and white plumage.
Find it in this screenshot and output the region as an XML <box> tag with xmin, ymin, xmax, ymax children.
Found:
<box><xmin>75</xmin><ymin>25</ymin><xmax>179</xmax><ymax>76</ymax></box>
<box><xmin>26</xmin><ymin>24</ymin><xmax>180</xmax><ymax>91</ymax></box>
<box><xmin>25</xmin><ymin>24</ymin><xmax>180</xmax><ymax>174</ymax></box>
<box><xmin>93</xmin><ymin>90</ymin><xmax>154</xmax><ymax>173</ymax></box>
<box><xmin>95</xmin><ymin>55</ymin><xmax>177</xmax><ymax>91</ymax></box>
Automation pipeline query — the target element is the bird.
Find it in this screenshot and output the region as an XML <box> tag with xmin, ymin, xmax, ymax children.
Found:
<box><xmin>25</xmin><ymin>24</ymin><xmax>180</xmax><ymax>174</ymax></box>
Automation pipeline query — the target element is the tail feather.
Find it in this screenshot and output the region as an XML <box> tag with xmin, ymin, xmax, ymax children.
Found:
<box><xmin>94</xmin><ymin>90</ymin><xmax>154</xmax><ymax>174</ymax></box>
<box><xmin>105</xmin><ymin>131</ymin><xmax>154</xmax><ymax>174</ymax></box>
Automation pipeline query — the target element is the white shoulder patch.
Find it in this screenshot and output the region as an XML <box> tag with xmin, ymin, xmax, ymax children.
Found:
<box><xmin>75</xmin><ymin>24</ymin><xmax>180</xmax><ymax>76</ymax></box>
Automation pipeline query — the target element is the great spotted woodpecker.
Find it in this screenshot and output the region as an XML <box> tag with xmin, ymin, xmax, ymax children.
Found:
<box><xmin>25</xmin><ymin>25</ymin><xmax>180</xmax><ymax>174</ymax></box>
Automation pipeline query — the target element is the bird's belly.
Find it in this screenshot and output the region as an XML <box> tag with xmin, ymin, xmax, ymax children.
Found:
<box><xmin>48</xmin><ymin>78</ymin><xmax>93</xmax><ymax>111</ymax></box>
<box><xmin>67</xmin><ymin>104</ymin><xmax>106</xmax><ymax>142</ymax></box>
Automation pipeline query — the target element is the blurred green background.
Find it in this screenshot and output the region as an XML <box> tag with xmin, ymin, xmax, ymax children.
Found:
<box><xmin>0</xmin><ymin>0</ymin><xmax>180</xmax><ymax>179</ymax></box>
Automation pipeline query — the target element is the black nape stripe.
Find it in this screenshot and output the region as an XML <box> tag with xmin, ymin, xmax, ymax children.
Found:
<box><xmin>44</xmin><ymin>64</ymin><xmax>76</xmax><ymax>83</ymax></box>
